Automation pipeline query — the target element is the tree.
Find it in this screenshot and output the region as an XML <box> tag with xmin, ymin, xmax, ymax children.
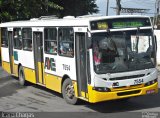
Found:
<box><xmin>0</xmin><ymin>0</ymin><xmax>63</xmax><ymax>22</ymax></box>
<box><xmin>0</xmin><ymin>0</ymin><xmax>99</xmax><ymax>22</ymax></box>
<box><xmin>55</xmin><ymin>0</ymin><xmax>99</xmax><ymax>17</ymax></box>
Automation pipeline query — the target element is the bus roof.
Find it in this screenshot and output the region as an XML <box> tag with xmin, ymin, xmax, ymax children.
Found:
<box><xmin>0</xmin><ymin>15</ymin><xmax>150</xmax><ymax>28</ymax></box>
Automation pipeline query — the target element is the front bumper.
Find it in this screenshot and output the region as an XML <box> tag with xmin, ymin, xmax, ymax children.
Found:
<box><xmin>88</xmin><ymin>82</ymin><xmax>158</xmax><ymax>103</ymax></box>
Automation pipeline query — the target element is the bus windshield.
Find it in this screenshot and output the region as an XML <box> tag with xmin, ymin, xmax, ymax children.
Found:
<box><xmin>92</xmin><ymin>29</ymin><xmax>156</xmax><ymax>74</ymax></box>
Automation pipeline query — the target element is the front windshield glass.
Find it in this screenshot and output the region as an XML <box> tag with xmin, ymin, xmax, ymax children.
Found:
<box><xmin>92</xmin><ymin>29</ymin><xmax>155</xmax><ymax>74</ymax></box>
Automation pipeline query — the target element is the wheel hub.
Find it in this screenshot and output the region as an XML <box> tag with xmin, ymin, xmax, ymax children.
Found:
<box><xmin>65</xmin><ymin>84</ymin><xmax>74</xmax><ymax>99</ymax></box>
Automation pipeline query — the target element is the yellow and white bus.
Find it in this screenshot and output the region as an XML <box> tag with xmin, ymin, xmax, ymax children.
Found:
<box><xmin>0</xmin><ymin>15</ymin><xmax>158</xmax><ymax>104</ymax></box>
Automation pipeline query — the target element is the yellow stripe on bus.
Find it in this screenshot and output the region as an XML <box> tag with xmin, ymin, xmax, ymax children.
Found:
<box><xmin>13</xmin><ymin>64</ymin><xmax>18</xmax><ymax>77</ymax></box>
<box><xmin>87</xmin><ymin>82</ymin><xmax>158</xmax><ymax>103</ymax></box>
<box><xmin>2</xmin><ymin>61</ymin><xmax>11</xmax><ymax>74</ymax></box>
<box><xmin>38</xmin><ymin>62</ymin><xmax>43</xmax><ymax>84</ymax></box>
<box><xmin>44</xmin><ymin>73</ymin><xmax>62</xmax><ymax>93</ymax></box>
<box><xmin>81</xmin><ymin>91</ymin><xmax>88</xmax><ymax>99</ymax></box>
<box><xmin>23</xmin><ymin>67</ymin><xmax>36</xmax><ymax>84</ymax></box>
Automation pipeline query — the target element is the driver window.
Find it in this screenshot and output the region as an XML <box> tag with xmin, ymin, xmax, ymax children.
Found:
<box><xmin>93</xmin><ymin>42</ymin><xmax>102</xmax><ymax>65</ymax></box>
<box><xmin>98</xmin><ymin>37</ymin><xmax>117</xmax><ymax>63</ymax></box>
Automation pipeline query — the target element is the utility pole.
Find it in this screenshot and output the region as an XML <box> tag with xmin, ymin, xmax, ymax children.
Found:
<box><xmin>154</xmin><ymin>0</ymin><xmax>160</xmax><ymax>27</ymax></box>
<box><xmin>116</xmin><ymin>0</ymin><xmax>121</xmax><ymax>15</ymax></box>
<box><xmin>106</xmin><ymin>0</ymin><xmax>109</xmax><ymax>16</ymax></box>
<box><xmin>46</xmin><ymin>0</ymin><xmax>48</xmax><ymax>14</ymax></box>
<box><xmin>158</xmin><ymin>0</ymin><xmax>160</xmax><ymax>15</ymax></box>
<box><xmin>157</xmin><ymin>0</ymin><xmax>160</xmax><ymax>28</ymax></box>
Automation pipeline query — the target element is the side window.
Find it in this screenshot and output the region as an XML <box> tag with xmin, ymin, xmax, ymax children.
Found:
<box><xmin>44</xmin><ymin>28</ymin><xmax>57</xmax><ymax>54</ymax></box>
<box><xmin>22</xmin><ymin>28</ymin><xmax>32</xmax><ymax>51</ymax></box>
<box><xmin>1</xmin><ymin>28</ymin><xmax>8</xmax><ymax>47</ymax></box>
<box><xmin>13</xmin><ymin>28</ymin><xmax>22</xmax><ymax>49</ymax></box>
<box><xmin>58</xmin><ymin>28</ymin><xmax>74</xmax><ymax>57</ymax></box>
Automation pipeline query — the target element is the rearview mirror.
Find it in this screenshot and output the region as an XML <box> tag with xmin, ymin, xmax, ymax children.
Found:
<box><xmin>154</xmin><ymin>25</ymin><xmax>157</xmax><ymax>30</ymax></box>
<box><xmin>154</xmin><ymin>35</ymin><xmax>157</xmax><ymax>52</ymax></box>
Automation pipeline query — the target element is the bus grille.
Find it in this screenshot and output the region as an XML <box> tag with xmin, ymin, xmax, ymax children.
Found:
<box><xmin>117</xmin><ymin>90</ymin><xmax>141</xmax><ymax>96</ymax></box>
<box><xmin>109</xmin><ymin>74</ymin><xmax>145</xmax><ymax>81</ymax></box>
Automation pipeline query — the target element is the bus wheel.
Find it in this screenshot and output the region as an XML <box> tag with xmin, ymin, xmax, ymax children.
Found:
<box><xmin>62</xmin><ymin>79</ymin><xmax>78</xmax><ymax>105</ymax></box>
<box><xmin>18</xmin><ymin>66</ymin><xmax>26</xmax><ymax>86</ymax></box>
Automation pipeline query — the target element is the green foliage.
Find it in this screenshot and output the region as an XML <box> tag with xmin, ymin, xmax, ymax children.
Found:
<box><xmin>0</xmin><ymin>0</ymin><xmax>99</xmax><ymax>22</ymax></box>
<box><xmin>55</xmin><ymin>0</ymin><xmax>99</xmax><ymax>17</ymax></box>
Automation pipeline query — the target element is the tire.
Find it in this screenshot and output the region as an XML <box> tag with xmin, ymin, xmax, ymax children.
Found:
<box><xmin>62</xmin><ymin>79</ymin><xmax>78</xmax><ymax>105</ymax></box>
<box><xmin>18</xmin><ymin>66</ymin><xmax>26</xmax><ymax>86</ymax></box>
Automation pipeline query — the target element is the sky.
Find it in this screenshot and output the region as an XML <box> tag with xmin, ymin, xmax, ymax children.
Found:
<box><xmin>96</xmin><ymin>0</ymin><xmax>156</xmax><ymax>16</ymax></box>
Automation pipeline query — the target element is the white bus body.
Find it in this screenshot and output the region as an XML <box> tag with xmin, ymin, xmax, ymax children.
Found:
<box><xmin>0</xmin><ymin>15</ymin><xmax>158</xmax><ymax>104</ymax></box>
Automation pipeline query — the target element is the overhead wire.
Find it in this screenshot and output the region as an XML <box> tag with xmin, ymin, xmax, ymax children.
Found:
<box><xmin>120</xmin><ymin>0</ymin><xmax>156</xmax><ymax>15</ymax></box>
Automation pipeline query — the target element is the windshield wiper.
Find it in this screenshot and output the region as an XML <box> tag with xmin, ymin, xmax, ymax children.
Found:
<box><xmin>135</xmin><ymin>27</ymin><xmax>140</xmax><ymax>53</ymax></box>
<box><xmin>106</xmin><ymin>29</ymin><xmax>119</xmax><ymax>57</ymax></box>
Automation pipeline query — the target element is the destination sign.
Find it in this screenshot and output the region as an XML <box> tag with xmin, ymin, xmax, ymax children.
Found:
<box><xmin>90</xmin><ymin>18</ymin><xmax>151</xmax><ymax>30</ymax></box>
<box><xmin>112</xmin><ymin>21</ymin><xmax>143</xmax><ymax>28</ymax></box>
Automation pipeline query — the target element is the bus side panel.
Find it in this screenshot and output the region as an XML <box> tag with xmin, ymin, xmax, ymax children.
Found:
<box><xmin>38</xmin><ymin>62</ymin><xmax>43</xmax><ymax>84</ymax></box>
<box><xmin>2</xmin><ymin>61</ymin><xmax>11</xmax><ymax>74</ymax></box>
<box><xmin>1</xmin><ymin>47</ymin><xmax>11</xmax><ymax>74</ymax></box>
<box><xmin>44</xmin><ymin>54</ymin><xmax>77</xmax><ymax>93</ymax></box>
<box><xmin>14</xmin><ymin>49</ymin><xmax>36</xmax><ymax>83</ymax></box>
<box><xmin>24</xmin><ymin>67</ymin><xmax>36</xmax><ymax>84</ymax></box>
<box><xmin>45</xmin><ymin>73</ymin><xmax>62</xmax><ymax>93</ymax></box>
<box><xmin>44</xmin><ymin>54</ymin><xmax>62</xmax><ymax>93</ymax></box>
<box><xmin>56</xmin><ymin>56</ymin><xmax>77</xmax><ymax>81</ymax></box>
<box><xmin>13</xmin><ymin>63</ymin><xmax>18</xmax><ymax>77</ymax></box>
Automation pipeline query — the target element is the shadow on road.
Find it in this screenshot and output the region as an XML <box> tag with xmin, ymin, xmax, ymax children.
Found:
<box><xmin>0</xmin><ymin>76</ymin><xmax>26</xmax><ymax>97</ymax></box>
<box><xmin>31</xmin><ymin>84</ymin><xmax>63</xmax><ymax>98</ymax></box>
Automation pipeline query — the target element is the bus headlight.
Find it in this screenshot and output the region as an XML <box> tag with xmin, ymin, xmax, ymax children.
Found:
<box><xmin>93</xmin><ymin>87</ymin><xmax>111</xmax><ymax>92</ymax></box>
<box><xmin>145</xmin><ymin>78</ymin><xmax>157</xmax><ymax>87</ymax></box>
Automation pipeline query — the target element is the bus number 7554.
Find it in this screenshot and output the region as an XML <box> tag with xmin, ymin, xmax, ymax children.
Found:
<box><xmin>134</xmin><ymin>79</ymin><xmax>144</xmax><ymax>85</ymax></box>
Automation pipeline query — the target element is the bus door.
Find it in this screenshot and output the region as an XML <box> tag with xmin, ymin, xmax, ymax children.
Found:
<box><xmin>75</xmin><ymin>29</ymin><xmax>89</xmax><ymax>99</ymax></box>
<box><xmin>8</xmin><ymin>31</ymin><xmax>14</xmax><ymax>74</ymax></box>
<box><xmin>33</xmin><ymin>32</ymin><xmax>44</xmax><ymax>85</ymax></box>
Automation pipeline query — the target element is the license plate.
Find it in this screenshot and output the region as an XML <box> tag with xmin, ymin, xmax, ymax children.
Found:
<box><xmin>134</xmin><ymin>79</ymin><xmax>144</xmax><ymax>85</ymax></box>
<box><xmin>146</xmin><ymin>89</ymin><xmax>155</xmax><ymax>94</ymax></box>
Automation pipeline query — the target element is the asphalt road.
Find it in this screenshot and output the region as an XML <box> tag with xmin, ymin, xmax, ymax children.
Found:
<box><xmin>0</xmin><ymin>66</ymin><xmax>160</xmax><ymax>117</ymax></box>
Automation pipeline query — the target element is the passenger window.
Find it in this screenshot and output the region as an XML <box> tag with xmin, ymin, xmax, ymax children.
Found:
<box><xmin>13</xmin><ymin>28</ymin><xmax>22</xmax><ymax>49</ymax></box>
<box><xmin>1</xmin><ymin>28</ymin><xmax>8</xmax><ymax>47</ymax></box>
<box><xmin>22</xmin><ymin>28</ymin><xmax>32</xmax><ymax>51</ymax></box>
<box><xmin>58</xmin><ymin>28</ymin><xmax>74</xmax><ymax>57</ymax></box>
<box><xmin>44</xmin><ymin>28</ymin><xmax>57</xmax><ymax>54</ymax></box>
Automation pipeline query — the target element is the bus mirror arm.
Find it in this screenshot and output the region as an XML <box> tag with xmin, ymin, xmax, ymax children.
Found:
<box><xmin>153</xmin><ymin>25</ymin><xmax>157</xmax><ymax>30</ymax></box>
